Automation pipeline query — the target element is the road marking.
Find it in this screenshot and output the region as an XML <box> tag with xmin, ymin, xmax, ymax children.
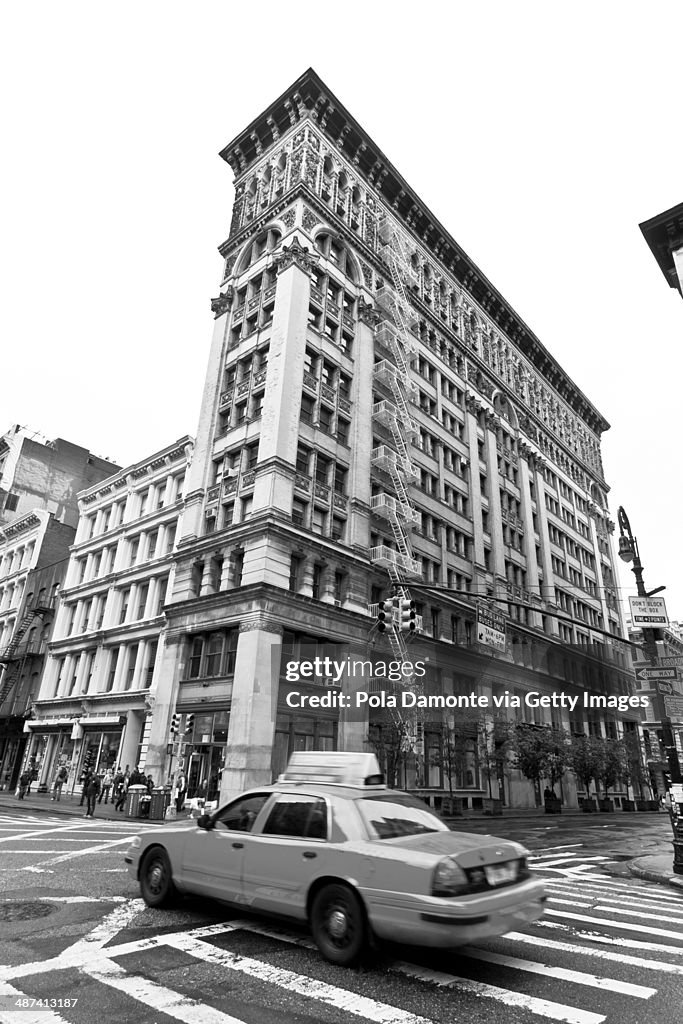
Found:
<box><xmin>165</xmin><ymin>933</ymin><xmax>436</xmax><ymax>1024</ymax></box>
<box><xmin>592</xmin><ymin>904</ymin><xmax>683</xmax><ymax>925</ymax></box>
<box><xmin>456</xmin><ymin>945</ymin><xmax>656</xmax><ymax>997</ymax></box>
<box><xmin>392</xmin><ymin>961</ymin><xmax>605</xmax><ymax>1024</ymax></box>
<box><xmin>82</xmin><ymin>958</ymin><xmax>248</xmax><ymax>1024</ymax></box>
<box><xmin>538</xmin><ymin>919</ymin><xmax>683</xmax><ymax>955</ymax></box>
<box><xmin>40</xmin><ymin>896</ymin><xmax>128</xmax><ymax>904</ymax></box>
<box><xmin>545</xmin><ymin>886</ymin><xmax>683</xmax><ymax>914</ymax></box>
<box><xmin>0</xmin><ymin>823</ymin><xmax>89</xmax><ymax>845</ymax></box>
<box><xmin>545</xmin><ymin>909</ymin><xmax>683</xmax><ymax>942</ymax></box>
<box><xmin>503</xmin><ymin>931</ymin><xmax>683</xmax><ymax>975</ymax></box>
<box><xmin>18</xmin><ymin>835</ymin><xmax>133</xmax><ymax>869</ymax></box>
<box><xmin>547</xmin><ymin>898</ymin><xmax>592</xmax><ymax>908</ymax></box>
<box><xmin>549</xmin><ymin>880</ymin><xmax>683</xmax><ymax>903</ymax></box>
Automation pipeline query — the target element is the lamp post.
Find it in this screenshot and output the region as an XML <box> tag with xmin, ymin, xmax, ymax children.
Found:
<box><xmin>618</xmin><ymin>508</ymin><xmax>683</xmax><ymax>875</ymax></box>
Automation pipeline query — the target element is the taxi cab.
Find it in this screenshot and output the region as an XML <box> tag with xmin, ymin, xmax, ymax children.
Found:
<box><xmin>125</xmin><ymin>752</ymin><xmax>545</xmax><ymax>965</ymax></box>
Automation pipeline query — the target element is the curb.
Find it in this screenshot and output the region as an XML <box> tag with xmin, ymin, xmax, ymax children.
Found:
<box><xmin>628</xmin><ymin>861</ymin><xmax>683</xmax><ymax>891</ymax></box>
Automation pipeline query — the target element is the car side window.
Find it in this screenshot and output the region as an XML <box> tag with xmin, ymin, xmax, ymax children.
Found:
<box><xmin>213</xmin><ymin>793</ymin><xmax>270</xmax><ymax>832</ymax></box>
<box><xmin>261</xmin><ymin>794</ymin><xmax>328</xmax><ymax>840</ymax></box>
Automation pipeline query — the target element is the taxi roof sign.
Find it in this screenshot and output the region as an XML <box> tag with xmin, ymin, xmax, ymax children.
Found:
<box><xmin>279</xmin><ymin>751</ymin><xmax>384</xmax><ymax>787</ymax></box>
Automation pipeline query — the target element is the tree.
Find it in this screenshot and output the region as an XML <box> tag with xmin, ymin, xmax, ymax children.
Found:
<box><xmin>478</xmin><ymin>715</ymin><xmax>514</xmax><ymax>799</ymax></box>
<box><xmin>511</xmin><ymin>723</ymin><xmax>569</xmax><ymax>794</ymax></box>
<box><xmin>621</xmin><ymin>731</ymin><xmax>649</xmax><ymax>799</ymax></box>
<box><xmin>568</xmin><ymin>734</ymin><xmax>605</xmax><ymax>796</ymax></box>
<box><xmin>428</xmin><ymin>710</ymin><xmax>480</xmax><ymax>807</ymax></box>
<box><xmin>368</xmin><ymin>717</ymin><xmax>412</xmax><ymax>789</ymax></box>
<box><xmin>594</xmin><ymin>738</ymin><xmax>626</xmax><ymax>799</ymax></box>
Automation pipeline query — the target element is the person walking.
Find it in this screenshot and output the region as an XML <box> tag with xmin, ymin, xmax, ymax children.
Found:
<box><xmin>84</xmin><ymin>772</ymin><xmax>101</xmax><ymax>818</ymax></box>
<box><xmin>52</xmin><ymin>765</ymin><xmax>68</xmax><ymax>801</ymax></box>
<box><xmin>17</xmin><ymin>769</ymin><xmax>31</xmax><ymax>800</ymax></box>
<box><xmin>99</xmin><ymin>768</ymin><xmax>114</xmax><ymax>804</ymax></box>
<box><xmin>113</xmin><ymin>769</ymin><xmax>128</xmax><ymax>812</ymax></box>
<box><xmin>175</xmin><ymin>771</ymin><xmax>187</xmax><ymax>814</ymax></box>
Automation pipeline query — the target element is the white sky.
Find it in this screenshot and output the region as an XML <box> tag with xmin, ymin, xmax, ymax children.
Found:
<box><xmin>1</xmin><ymin>1</ymin><xmax>682</xmax><ymax>623</ymax></box>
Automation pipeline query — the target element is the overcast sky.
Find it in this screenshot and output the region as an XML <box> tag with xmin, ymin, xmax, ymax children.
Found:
<box><xmin>2</xmin><ymin>1</ymin><xmax>681</xmax><ymax>624</ymax></box>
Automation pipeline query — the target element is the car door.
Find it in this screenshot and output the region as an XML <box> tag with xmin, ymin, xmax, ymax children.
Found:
<box><xmin>241</xmin><ymin>792</ymin><xmax>329</xmax><ymax>917</ymax></box>
<box><xmin>180</xmin><ymin>792</ymin><xmax>272</xmax><ymax>900</ymax></box>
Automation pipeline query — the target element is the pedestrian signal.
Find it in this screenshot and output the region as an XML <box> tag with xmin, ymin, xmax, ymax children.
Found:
<box><xmin>399</xmin><ymin>599</ymin><xmax>417</xmax><ymax>633</ymax></box>
<box><xmin>170</xmin><ymin>713</ymin><xmax>180</xmax><ymax>736</ymax></box>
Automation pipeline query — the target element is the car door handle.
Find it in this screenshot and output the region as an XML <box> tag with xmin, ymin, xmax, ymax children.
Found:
<box><xmin>232</xmin><ymin>842</ymin><xmax>244</xmax><ymax>849</ymax></box>
<box><xmin>302</xmin><ymin>851</ymin><xmax>317</xmax><ymax>859</ymax></box>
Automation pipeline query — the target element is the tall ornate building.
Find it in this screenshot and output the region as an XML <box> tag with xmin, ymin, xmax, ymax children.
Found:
<box><xmin>149</xmin><ymin>70</ymin><xmax>634</xmax><ymax>810</ymax></box>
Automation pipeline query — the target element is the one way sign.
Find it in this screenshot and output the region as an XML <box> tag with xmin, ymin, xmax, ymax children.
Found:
<box><xmin>635</xmin><ymin>667</ymin><xmax>678</xmax><ymax>682</ymax></box>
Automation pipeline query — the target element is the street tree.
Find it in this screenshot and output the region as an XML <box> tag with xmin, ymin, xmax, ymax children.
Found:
<box><xmin>511</xmin><ymin>723</ymin><xmax>569</xmax><ymax>795</ymax></box>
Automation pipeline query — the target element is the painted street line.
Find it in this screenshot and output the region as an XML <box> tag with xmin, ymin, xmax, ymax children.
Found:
<box><xmin>166</xmin><ymin>933</ymin><xmax>437</xmax><ymax>1024</ymax></box>
<box><xmin>0</xmin><ymin>823</ymin><xmax>91</xmax><ymax>845</ymax></box>
<box><xmin>592</xmin><ymin>904</ymin><xmax>683</xmax><ymax>925</ymax></box>
<box><xmin>392</xmin><ymin>961</ymin><xmax>605</xmax><ymax>1024</ymax></box>
<box><xmin>18</xmin><ymin>835</ymin><xmax>133</xmax><ymax>869</ymax></box>
<box><xmin>455</xmin><ymin>945</ymin><xmax>655</xmax><ymax>997</ymax></box>
<box><xmin>39</xmin><ymin>896</ymin><xmax>128</xmax><ymax>903</ymax></box>
<box><xmin>545</xmin><ymin>887</ymin><xmax>683</xmax><ymax>915</ymax></box>
<box><xmin>544</xmin><ymin>909</ymin><xmax>683</xmax><ymax>942</ymax></box>
<box><xmin>538</xmin><ymin>919</ymin><xmax>683</xmax><ymax>956</ymax></box>
<box><xmin>503</xmin><ymin>931</ymin><xmax>683</xmax><ymax>975</ymax></box>
<box><xmin>549</xmin><ymin>880</ymin><xmax>683</xmax><ymax>903</ymax></box>
<box><xmin>83</xmin><ymin>958</ymin><xmax>249</xmax><ymax>1024</ymax></box>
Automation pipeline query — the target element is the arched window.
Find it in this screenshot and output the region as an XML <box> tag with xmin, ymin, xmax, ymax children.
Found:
<box><xmin>314</xmin><ymin>233</ymin><xmax>357</xmax><ymax>282</ymax></box>
<box><xmin>236</xmin><ymin>228</ymin><xmax>282</xmax><ymax>273</ymax></box>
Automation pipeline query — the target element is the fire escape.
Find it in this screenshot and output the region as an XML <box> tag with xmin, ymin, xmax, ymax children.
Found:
<box><xmin>0</xmin><ymin>603</ymin><xmax>51</xmax><ymax>709</ymax></box>
<box><xmin>369</xmin><ymin>213</ymin><xmax>423</xmax><ymax>668</ymax></box>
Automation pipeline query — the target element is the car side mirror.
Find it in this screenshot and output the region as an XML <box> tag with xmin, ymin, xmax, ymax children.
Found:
<box><xmin>197</xmin><ymin>813</ymin><xmax>213</xmax><ymax>830</ymax></box>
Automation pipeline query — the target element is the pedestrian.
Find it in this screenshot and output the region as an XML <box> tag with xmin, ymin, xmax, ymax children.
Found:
<box><xmin>176</xmin><ymin>771</ymin><xmax>187</xmax><ymax>813</ymax></box>
<box><xmin>543</xmin><ymin>787</ymin><xmax>554</xmax><ymax>803</ymax></box>
<box><xmin>146</xmin><ymin>774</ymin><xmax>155</xmax><ymax>795</ymax></box>
<box><xmin>113</xmin><ymin>770</ymin><xmax>128</xmax><ymax>812</ymax></box>
<box><xmin>129</xmin><ymin>766</ymin><xmax>144</xmax><ymax>787</ymax></box>
<box><xmin>99</xmin><ymin>768</ymin><xmax>114</xmax><ymax>804</ymax></box>
<box><xmin>17</xmin><ymin>769</ymin><xmax>31</xmax><ymax>800</ymax></box>
<box><xmin>52</xmin><ymin>765</ymin><xmax>68</xmax><ymax>801</ymax></box>
<box><xmin>84</xmin><ymin>772</ymin><xmax>101</xmax><ymax>818</ymax></box>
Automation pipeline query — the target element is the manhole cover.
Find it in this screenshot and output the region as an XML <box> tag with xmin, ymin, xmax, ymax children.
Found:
<box><xmin>0</xmin><ymin>901</ymin><xmax>56</xmax><ymax>922</ymax></box>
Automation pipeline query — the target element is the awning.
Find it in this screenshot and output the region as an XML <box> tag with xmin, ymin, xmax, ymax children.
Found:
<box><xmin>24</xmin><ymin>718</ymin><xmax>78</xmax><ymax>732</ymax></box>
<box><xmin>79</xmin><ymin>716</ymin><xmax>126</xmax><ymax>727</ymax></box>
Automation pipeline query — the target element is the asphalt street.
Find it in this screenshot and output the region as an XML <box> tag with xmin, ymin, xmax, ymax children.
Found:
<box><xmin>0</xmin><ymin>809</ymin><xmax>680</xmax><ymax>1024</ymax></box>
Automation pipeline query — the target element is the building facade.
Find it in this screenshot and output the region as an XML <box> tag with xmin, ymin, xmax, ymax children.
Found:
<box><xmin>146</xmin><ymin>70</ymin><xmax>634</xmax><ymax>810</ymax></box>
<box><xmin>640</xmin><ymin>202</ymin><xmax>683</xmax><ymax>298</ymax></box>
<box><xmin>0</xmin><ymin>425</ymin><xmax>118</xmax><ymax>527</ymax></box>
<box><xmin>24</xmin><ymin>438</ymin><xmax>192</xmax><ymax>794</ymax></box>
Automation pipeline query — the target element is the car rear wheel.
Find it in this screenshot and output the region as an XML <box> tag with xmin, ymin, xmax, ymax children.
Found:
<box><xmin>311</xmin><ymin>883</ymin><xmax>366</xmax><ymax>966</ymax></box>
<box><xmin>140</xmin><ymin>847</ymin><xmax>177</xmax><ymax>908</ymax></box>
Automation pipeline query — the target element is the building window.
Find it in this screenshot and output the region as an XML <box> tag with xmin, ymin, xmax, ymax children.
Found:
<box><xmin>145</xmin><ymin>641</ymin><xmax>158</xmax><ymax>688</ymax></box>
<box><xmin>106</xmin><ymin>648</ymin><xmax>119</xmax><ymax>692</ymax></box>
<box><xmin>292</xmin><ymin>500</ymin><xmax>307</xmax><ymax>527</ymax></box>
<box><xmin>119</xmin><ymin>588</ymin><xmax>130</xmax><ymax>624</ymax></box>
<box><xmin>331</xmin><ymin>517</ymin><xmax>345</xmax><ymax>542</ymax></box>
<box><xmin>155</xmin><ymin>576</ymin><xmax>168</xmax><ymax>616</ymax></box>
<box><xmin>312</xmin><ymin>564</ymin><xmax>323</xmax><ymax>600</ymax></box>
<box><xmin>4</xmin><ymin>493</ymin><xmax>19</xmax><ymax>512</ymax></box>
<box><xmin>289</xmin><ymin>555</ymin><xmax>303</xmax><ymax>593</ymax></box>
<box><xmin>300</xmin><ymin>395</ymin><xmax>315</xmax><ymax>425</ymax></box>
<box><xmin>136</xmin><ymin>583</ymin><xmax>149</xmax><ymax>620</ymax></box>
<box><xmin>125</xmin><ymin>644</ymin><xmax>139</xmax><ymax>690</ymax></box>
<box><xmin>318</xmin><ymin>406</ymin><xmax>333</xmax><ymax>433</ymax></box>
<box><xmin>129</xmin><ymin>537</ymin><xmax>139</xmax><ymax>566</ymax></box>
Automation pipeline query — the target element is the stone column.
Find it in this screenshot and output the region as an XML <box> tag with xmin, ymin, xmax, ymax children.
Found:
<box><xmin>220</xmin><ymin>618</ymin><xmax>283</xmax><ymax>801</ymax></box>
<box><xmin>142</xmin><ymin>634</ymin><xmax>184</xmax><ymax>784</ymax></box>
<box><xmin>347</xmin><ymin>299</ymin><xmax>377</xmax><ymax>550</ymax></box>
<box><xmin>465</xmin><ymin>395</ymin><xmax>486</xmax><ymax>581</ymax></box>
<box><xmin>518</xmin><ymin>445</ymin><xmax>542</xmax><ymax>628</ymax></box>
<box><xmin>483</xmin><ymin>411</ymin><xmax>506</xmax><ymax>595</ymax></box>
<box><xmin>533</xmin><ymin>459</ymin><xmax>559</xmax><ymax>636</ymax></box>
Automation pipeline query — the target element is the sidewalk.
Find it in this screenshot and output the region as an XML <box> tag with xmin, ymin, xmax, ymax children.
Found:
<box><xmin>624</xmin><ymin>853</ymin><xmax>683</xmax><ymax>891</ymax></box>
<box><xmin>0</xmin><ymin>790</ymin><xmax>159</xmax><ymax>823</ymax></box>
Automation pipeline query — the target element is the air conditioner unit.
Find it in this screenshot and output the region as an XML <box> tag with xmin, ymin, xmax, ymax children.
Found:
<box><xmin>226</xmin><ymin>468</ymin><xmax>239</xmax><ymax>478</ymax></box>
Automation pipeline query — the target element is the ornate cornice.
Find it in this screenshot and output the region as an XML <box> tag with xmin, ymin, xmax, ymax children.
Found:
<box><xmin>358</xmin><ymin>297</ymin><xmax>382</xmax><ymax>328</ymax></box>
<box><xmin>210</xmin><ymin>287</ymin><xmax>233</xmax><ymax>318</ymax></box>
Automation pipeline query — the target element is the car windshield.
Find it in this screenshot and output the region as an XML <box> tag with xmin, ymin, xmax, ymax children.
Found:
<box><xmin>356</xmin><ymin>793</ymin><xmax>449</xmax><ymax>840</ymax></box>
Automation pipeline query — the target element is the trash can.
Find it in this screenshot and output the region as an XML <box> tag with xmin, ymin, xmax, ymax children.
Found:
<box><xmin>125</xmin><ymin>784</ymin><xmax>148</xmax><ymax>819</ymax></box>
<box><xmin>139</xmin><ymin>794</ymin><xmax>151</xmax><ymax>819</ymax></box>
<box><xmin>149</xmin><ymin>787</ymin><xmax>171</xmax><ymax>821</ymax></box>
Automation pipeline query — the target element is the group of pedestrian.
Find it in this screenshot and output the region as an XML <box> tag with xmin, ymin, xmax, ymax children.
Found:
<box><xmin>15</xmin><ymin>759</ymin><xmax>159</xmax><ymax>815</ymax></box>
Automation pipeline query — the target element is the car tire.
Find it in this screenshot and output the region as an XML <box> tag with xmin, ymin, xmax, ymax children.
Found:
<box><xmin>140</xmin><ymin>847</ymin><xmax>177</xmax><ymax>908</ymax></box>
<box><xmin>310</xmin><ymin>883</ymin><xmax>367</xmax><ymax>966</ymax></box>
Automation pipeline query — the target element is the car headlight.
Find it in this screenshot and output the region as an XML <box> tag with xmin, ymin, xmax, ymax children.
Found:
<box><xmin>432</xmin><ymin>857</ymin><xmax>469</xmax><ymax>896</ymax></box>
<box><xmin>128</xmin><ymin>836</ymin><xmax>142</xmax><ymax>850</ymax></box>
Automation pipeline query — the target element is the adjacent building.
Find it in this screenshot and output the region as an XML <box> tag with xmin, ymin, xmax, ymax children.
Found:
<box><xmin>24</xmin><ymin>438</ymin><xmax>192</xmax><ymax>793</ymax></box>
<box><xmin>639</xmin><ymin>202</ymin><xmax>683</xmax><ymax>298</ymax></box>
<box><xmin>141</xmin><ymin>69</ymin><xmax>637</xmax><ymax>811</ymax></box>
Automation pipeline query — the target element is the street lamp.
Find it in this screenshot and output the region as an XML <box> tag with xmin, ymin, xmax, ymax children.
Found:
<box><xmin>618</xmin><ymin>507</ymin><xmax>683</xmax><ymax>815</ymax></box>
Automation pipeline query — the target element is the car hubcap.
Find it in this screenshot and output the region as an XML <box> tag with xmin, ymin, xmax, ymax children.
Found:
<box><xmin>327</xmin><ymin>906</ymin><xmax>348</xmax><ymax>940</ymax></box>
<box><xmin>149</xmin><ymin>863</ymin><xmax>163</xmax><ymax>892</ymax></box>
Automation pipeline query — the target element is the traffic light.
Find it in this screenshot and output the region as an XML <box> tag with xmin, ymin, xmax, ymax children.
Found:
<box><xmin>185</xmin><ymin>714</ymin><xmax>195</xmax><ymax>736</ymax></box>
<box><xmin>82</xmin><ymin>749</ymin><xmax>94</xmax><ymax>771</ymax></box>
<box><xmin>170</xmin><ymin>713</ymin><xmax>180</xmax><ymax>737</ymax></box>
<box><xmin>399</xmin><ymin>599</ymin><xmax>417</xmax><ymax>633</ymax></box>
<box><xmin>377</xmin><ymin>597</ymin><xmax>394</xmax><ymax>633</ymax></box>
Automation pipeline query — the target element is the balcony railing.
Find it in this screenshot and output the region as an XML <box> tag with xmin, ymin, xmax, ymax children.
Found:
<box><xmin>371</xmin><ymin>493</ymin><xmax>421</xmax><ymax>527</ymax></box>
<box><xmin>370</xmin><ymin>545</ymin><xmax>422</xmax><ymax>578</ymax></box>
<box><xmin>371</xmin><ymin>445</ymin><xmax>420</xmax><ymax>484</ymax></box>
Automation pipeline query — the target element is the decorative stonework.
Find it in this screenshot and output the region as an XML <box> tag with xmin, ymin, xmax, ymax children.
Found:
<box><xmin>281</xmin><ymin>207</ymin><xmax>296</xmax><ymax>229</ymax></box>
<box><xmin>301</xmin><ymin>206</ymin><xmax>320</xmax><ymax>233</ymax></box>
<box><xmin>357</xmin><ymin>297</ymin><xmax>381</xmax><ymax>327</ymax></box>
<box><xmin>360</xmin><ymin>260</ymin><xmax>374</xmax><ymax>289</ymax></box>
<box><xmin>210</xmin><ymin>287</ymin><xmax>233</xmax><ymax>318</ymax></box>
<box><xmin>274</xmin><ymin>237</ymin><xmax>319</xmax><ymax>275</ymax></box>
<box><xmin>238</xmin><ymin>616</ymin><xmax>285</xmax><ymax>636</ymax></box>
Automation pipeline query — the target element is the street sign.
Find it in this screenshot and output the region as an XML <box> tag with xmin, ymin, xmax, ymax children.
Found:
<box><xmin>629</xmin><ymin>595</ymin><xmax>668</xmax><ymax>626</ymax></box>
<box><xmin>659</xmin><ymin>656</ymin><xmax>683</xmax><ymax>668</ymax></box>
<box><xmin>663</xmin><ymin>696</ymin><xmax>683</xmax><ymax>720</ymax></box>
<box><xmin>477</xmin><ymin>604</ymin><xmax>506</xmax><ymax>650</ymax></box>
<box><xmin>635</xmin><ymin>667</ymin><xmax>678</xmax><ymax>682</ymax></box>
<box><xmin>657</xmin><ymin>680</ymin><xmax>676</xmax><ymax>695</ymax></box>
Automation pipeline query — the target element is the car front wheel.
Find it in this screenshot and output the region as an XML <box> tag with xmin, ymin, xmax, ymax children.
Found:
<box><xmin>310</xmin><ymin>883</ymin><xmax>366</xmax><ymax>965</ymax></box>
<box><xmin>140</xmin><ymin>847</ymin><xmax>177</xmax><ymax>908</ymax></box>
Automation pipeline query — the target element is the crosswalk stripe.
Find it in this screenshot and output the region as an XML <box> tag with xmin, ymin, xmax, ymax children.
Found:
<box><xmin>166</xmin><ymin>933</ymin><xmax>434</xmax><ymax>1024</ymax></box>
<box><xmin>538</xmin><ymin>919</ymin><xmax>683</xmax><ymax>955</ymax></box>
<box><xmin>454</xmin><ymin>946</ymin><xmax>656</xmax><ymax>997</ymax></box>
<box><xmin>545</xmin><ymin>887</ymin><xmax>683</xmax><ymax>915</ymax></box>
<box><xmin>392</xmin><ymin>962</ymin><xmax>605</xmax><ymax>1024</ymax></box>
<box><xmin>83</xmin><ymin>958</ymin><xmax>247</xmax><ymax>1024</ymax></box>
<box><xmin>503</xmin><ymin>931</ymin><xmax>683</xmax><ymax>974</ymax></box>
<box><xmin>0</xmin><ymin>980</ymin><xmax>70</xmax><ymax>1024</ymax></box>
<box><xmin>549</xmin><ymin>880</ymin><xmax>683</xmax><ymax>903</ymax></box>
<box><xmin>592</xmin><ymin>904</ymin><xmax>683</xmax><ymax>925</ymax></box>
<box><xmin>545</xmin><ymin>909</ymin><xmax>683</xmax><ymax>942</ymax></box>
